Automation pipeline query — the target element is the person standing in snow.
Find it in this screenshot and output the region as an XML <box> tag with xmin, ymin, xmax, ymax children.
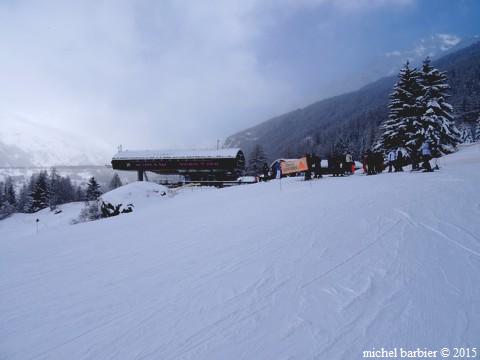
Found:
<box><xmin>366</xmin><ymin>150</ymin><xmax>375</xmax><ymax>175</ymax></box>
<box><xmin>421</xmin><ymin>142</ymin><xmax>433</xmax><ymax>172</ymax></box>
<box><xmin>387</xmin><ymin>150</ymin><xmax>396</xmax><ymax>172</ymax></box>
<box><xmin>262</xmin><ymin>163</ymin><xmax>270</xmax><ymax>181</ymax></box>
<box><xmin>362</xmin><ymin>152</ymin><xmax>368</xmax><ymax>174</ymax></box>
<box><xmin>345</xmin><ymin>153</ymin><xmax>353</xmax><ymax>175</ymax></box>
<box><xmin>339</xmin><ymin>154</ymin><xmax>346</xmax><ymax>176</ymax></box>
<box><xmin>272</xmin><ymin>161</ymin><xmax>282</xmax><ymax>179</ymax></box>
<box><xmin>312</xmin><ymin>153</ymin><xmax>322</xmax><ymax>178</ymax></box>
<box><xmin>395</xmin><ymin>149</ymin><xmax>404</xmax><ymax>172</ymax></box>
<box><xmin>374</xmin><ymin>151</ymin><xmax>384</xmax><ymax>174</ymax></box>
<box><xmin>410</xmin><ymin>149</ymin><xmax>420</xmax><ymax>171</ymax></box>
<box><xmin>304</xmin><ymin>153</ymin><xmax>312</xmax><ymax>181</ymax></box>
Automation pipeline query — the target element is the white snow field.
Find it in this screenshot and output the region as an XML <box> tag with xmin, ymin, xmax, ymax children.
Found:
<box><xmin>1</xmin><ymin>144</ymin><xmax>480</xmax><ymax>359</ymax></box>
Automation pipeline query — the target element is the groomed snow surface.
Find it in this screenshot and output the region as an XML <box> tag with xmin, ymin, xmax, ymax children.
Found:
<box><xmin>1</xmin><ymin>144</ymin><xmax>480</xmax><ymax>359</ymax></box>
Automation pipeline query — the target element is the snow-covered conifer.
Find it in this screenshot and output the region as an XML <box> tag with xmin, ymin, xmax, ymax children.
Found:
<box><xmin>48</xmin><ymin>168</ymin><xmax>61</xmax><ymax>210</ymax></box>
<box><xmin>109</xmin><ymin>173</ymin><xmax>123</xmax><ymax>190</ymax></box>
<box><xmin>376</xmin><ymin>61</ymin><xmax>422</xmax><ymax>153</ymax></box>
<box><xmin>86</xmin><ymin>177</ymin><xmax>102</xmax><ymax>201</ymax></box>
<box><xmin>476</xmin><ymin>116</ymin><xmax>480</xmax><ymax>141</ymax></box>
<box><xmin>30</xmin><ymin>171</ymin><xmax>49</xmax><ymax>212</ymax></box>
<box><xmin>248</xmin><ymin>144</ymin><xmax>267</xmax><ymax>176</ymax></box>
<box><xmin>417</xmin><ymin>57</ymin><xmax>460</xmax><ymax>155</ymax></box>
<box><xmin>458</xmin><ymin>123</ymin><xmax>474</xmax><ymax>144</ymax></box>
<box><xmin>4</xmin><ymin>177</ymin><xmax>16</xmax><ymax>208</ymax></box>
<box><xmin>75</xmin><ymin>186</ymin><xmax>86</xmax><ymax>202</ymax></box>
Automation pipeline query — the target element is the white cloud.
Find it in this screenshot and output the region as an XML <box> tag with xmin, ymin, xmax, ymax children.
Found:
<box><xmin>436</xmin><ymin>33</ymin><xmax>461</xmax><ymax>51</ymax></box>
<box><xmin>330</xmin><ymin>0</ymin><xmax>414</xmax><ymax>10</ymax></box>
<box><xmin>278</xmin><ymin>0</ymin><xmax>413</xmax><ymax>10</ymax></box>
<box><xmin>0</xmin><ymin>0</ymin><xmax>417</xmax><ymax>150</ymax></box>
<box><xmin>385</xmin><ymin>50</ymin><xmax>401</xmax><ymax>58</ymax></box>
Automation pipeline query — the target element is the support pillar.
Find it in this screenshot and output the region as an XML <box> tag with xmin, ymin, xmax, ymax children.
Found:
<box><xmin>137</xmin><ymin>170</ymin><xmax>144</xmax><ymax>181</ymax></box>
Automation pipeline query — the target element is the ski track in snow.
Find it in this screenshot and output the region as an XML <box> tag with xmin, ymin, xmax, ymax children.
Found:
<box><xmin>1</xmin><ymin>143</ymin><xmax>480</xmax><ymax>359</ymax></box>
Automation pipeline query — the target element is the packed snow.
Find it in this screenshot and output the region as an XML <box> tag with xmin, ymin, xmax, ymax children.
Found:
<box><xmin>100</xmin><ymin>181</ymin><xmax>169</xmax><ymax>212</ymax></box>
<box><xmin>1</xmin><ymin>143</ymin><xmax>480</xmax><ymax>359</ymax></box>
<box><xmin>101</xmin><ymin>181</ymin><xmax>168</xmax><ymax>205</ymax></box>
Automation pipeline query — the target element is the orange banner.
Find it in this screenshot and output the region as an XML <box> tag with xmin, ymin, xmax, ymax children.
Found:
<box><xmin>280</xmin><ymin>157</ymin><xmax>308</xmax><ymax>175</ymax></box>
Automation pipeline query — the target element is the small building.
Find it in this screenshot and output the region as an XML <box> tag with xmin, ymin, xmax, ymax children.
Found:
<box><xmin>111</xmin><ymin>148</ymin><xmax>246</xmax><ymax>182</ymax></box>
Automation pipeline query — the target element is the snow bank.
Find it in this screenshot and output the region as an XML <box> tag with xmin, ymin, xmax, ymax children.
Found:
<box><xmin>100</xmin><ymin>181</ymin><xmax>169</xmax><ymax>211</ymax></box>
<box><xmin>1</xmin><ymin>144</ymin><xmax>480</xmax><ymax>359</ymax></box>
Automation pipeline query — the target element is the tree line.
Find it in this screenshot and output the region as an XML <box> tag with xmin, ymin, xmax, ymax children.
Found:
<box><xmin>0</xmin><ymin>171</ymin><xmax>123</xmax><ymax>219</ymax></box>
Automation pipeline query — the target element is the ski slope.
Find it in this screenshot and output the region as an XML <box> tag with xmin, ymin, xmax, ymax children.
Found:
<box><xmin>1</xmin><ymin>144</ymin><xmax>480</xmax><ymax>359</ymax></box>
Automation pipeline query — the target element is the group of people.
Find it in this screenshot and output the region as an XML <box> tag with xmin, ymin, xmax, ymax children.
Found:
<box><xmin>326</xmin><ymin>153</ymin><xmax>355</xmax><ymax>177</ymax></box>
<box><xmin>304</xmin><ymin>152</ymin><xmax>357</xmax><ymax>180</ymax></box>
<box><xmin>304</xmin><ymin>153</ymin><xmax>323</xmax><ymax>180</ymax></box>
<box><xmin>362</xmin><ymin>150</ymin><xmax>385</xmax><ymax>175</ymax></box>
<box><xmin>262</xmin><ymin>141</ymin><xmax>436</xmax><ymax>182</ymax></box>
<box><xmin>364</xmin><ymin>141</ymin><xmax>435</xmax><ymax>175</ymax></box>
<box><xmin>386</xmin><ymin>149</ymin><xmax>404</xmax><ymax>172</ymax></box>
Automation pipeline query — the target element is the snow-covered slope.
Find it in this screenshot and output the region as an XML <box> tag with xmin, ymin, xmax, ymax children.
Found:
<box><xmin>101</xmin><ymin>181</ymin><xmax>169</xmax><ymax>211</ymax></box>
<box><xmin>1</xmin><ymin>144</ymin><xmax>480</xmax><ymax>359</ymax></box>
<box><xmin>0</xmin><ymin>114</ymin><xmax>112</xmax><ymax>167</ymax></box>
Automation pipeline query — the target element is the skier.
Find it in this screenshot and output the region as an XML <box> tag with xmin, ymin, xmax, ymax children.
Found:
<box><xmin>374</xmin><ymin>151</ymin><xmax>384</xmax><ymax>174</ymax></box>
<box><xmin>421</xmin><ymin>141</ymin><xmax>433</xmax><ymax>172</ymax></box>
<box><xmin>395</xmin><ymin>150</ymin><xmax>404</xmax><ymax>172</ymax></box>
<box><xmin>410</xmin><ymin>149</ymin><xmax>420</xmax><ymax>171</ymax></box>
<box><xmin>366</xmin><ymin>150</ymin><xmax>375</xmax><ymax>175</ymax></box>
<box><xmin>339</xmin><ymin>154</ymin><xmax>346</xmax><ymax>176</ymax></box>
<box><xmin>304</xmin><ymin>153</ymin><xmax>312</xmax><ymax>181</ymax></box>
<box><xmin>362</xmin><ymin>152</ymin><xmax>368</xmax><ymax>174</ymax></box>
<box><xmin>273</xmin><ymin>161</ymin><xmax>282</xmax><ymax>179</ymax></box>
<box><xmin>345</xmin><ymin>153</ymin><xmax>353</xmax><ymax>175</ymax></box>
<box><xmin>312</xmin><ymin>154</ymin><xmax>322</xmax><ymax>178</ymax></box>
<box><xmin>262</xmin><ymin>163</ymin><xmax>270</xmax><ymax>181</ymax></box>
<box><xmin>387</xmin><ymin>150</ymin><xmax>396</xmax><ymax>172</ymax></box>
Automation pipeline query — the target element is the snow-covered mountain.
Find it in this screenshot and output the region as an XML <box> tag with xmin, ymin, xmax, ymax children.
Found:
<box><xmin>0</xmin><ymin>114</ymin><xmax>113</xmax><ymax>167</ymax></box>
<box><xmin>225</xmin><ymin>40</ymin><xmax>480</xmax><ymax>161</ymax></box>
<box><xmin>1</xmin><ymin>143</ymin><xmax>479</xmax><ymax>359</ymax></box>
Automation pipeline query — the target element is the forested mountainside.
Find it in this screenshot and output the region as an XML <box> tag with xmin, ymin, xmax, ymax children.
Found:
<box><xmin>225</xmin><ymin>41</ymin><xmax>480</xmax><ymax>161</ymax></box>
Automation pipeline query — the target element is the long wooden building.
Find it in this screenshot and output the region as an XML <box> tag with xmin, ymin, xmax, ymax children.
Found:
<box><xmin>111</xmin><ymin>148</ymin><xmax>246</xmax><ymax>182</ymax></box>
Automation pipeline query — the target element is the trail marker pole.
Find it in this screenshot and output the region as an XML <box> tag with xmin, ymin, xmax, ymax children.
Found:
<box><xmin>35</xmin><ymin>219</ymin><xmax>39</xmax><ymax>235</ymax></box>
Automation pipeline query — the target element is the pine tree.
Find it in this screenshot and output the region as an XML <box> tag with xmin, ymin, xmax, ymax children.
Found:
<box><xmin>86</xmin><ymin>177</ymin><xmax>102</xmax><ymax>201</ymax></box>
<box><xmin>248</xmin><ymin>144</ymin><xmax>267</xmax><ymax>176</ymax></box>
<box><xmin>1</xmin><ymin>177</ymin><xmax>17</xmax><ymax>218</ymax></box>
<box><xmin>109</xmin><ymin>173</ymin><xmax>123</xmax><ymax>190</ymax></box>
<box><xmin>458</xmin><ymin>123</ymin><xmax>474</xmax><ymax>144</ymax></box>
<box><xmin>30</xmin><ymin>171</ymin><xmax>49</xmax><ymax>212</ymax></box>
<box><xmin>48</xmin><ymin>168</ymin><xmax>61</xmax><ymax>210</ymax></box>
<box><xmin>75</xmin><ymin>186</ymin><xmax>86</xmax><ymax>202</ymax></box>
<box><xmin>22</xmin><ymin>174</ymin><xmax>37</xmax><ymax>213</ymax></box>
<box><xmin>333</xmin><ymin>133</ymin><xmax>355</xmax><ymax>155</ymax></box>
<box><xmin>4</xmin><ymin>177</ymin><xmax>17</xmax><ymax>208</ymax></box>
<box><xmin>74</xmin><ymin>200</ymin><xmax>101</xmax><ymax>223</ymax></box>
<box><xmin>476</xmin><ymin>116</ymin><xmax>480</xmax><ymax>141</ymax></box>
<box><xmin>376</xmin><ymin>61</ymin><xmax>423</xmax><ymax>153</ymax></box>
<box><xmin>417</xmin><ymin>57</ymin><xmax>460</xmax><ymax>155</ymax></box>
<box><xmin>0</xmin><ymin>181</ymin><xmax>5</xmax><ymax>219</ymax></box>
<box><xmin>16</xmin><ymin>183</ymin><xmax>29</xmax><ymax>213</ymax></box>
<box><xmin>57</xmin><ymin>176</ymin><xmax>75</xmax><ymax>204</ymax></box>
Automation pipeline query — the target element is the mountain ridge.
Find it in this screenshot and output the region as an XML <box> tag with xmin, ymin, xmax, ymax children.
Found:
<box><xmin>0</xmin><ymin>114</ymin><xmax>113</xmax><ymax>167</ymax></box>
<box><xmin>225</xmin><ymin>41</ymin><xmax>480</xmax><ymax>161</ymax></box>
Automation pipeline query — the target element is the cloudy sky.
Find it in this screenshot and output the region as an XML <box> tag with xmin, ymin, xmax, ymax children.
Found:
<box><xmin>1</xmin><ymin>0</ymin><xmax>479</xmax><ymax>150</ymax></box>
